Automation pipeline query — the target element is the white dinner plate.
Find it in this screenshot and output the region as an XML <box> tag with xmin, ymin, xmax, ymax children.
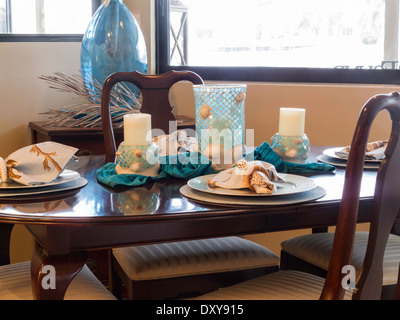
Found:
<box><xmin>0</xmin><ymin>169</ymin><xmax>80</xmax><ymax>189</ymax></box>
<box><xmin>317</xmin><ymin>155</ymin><xmax>380</xmax><ymax>170</ymax></box>
<box><xmin>180</xmin><ymin>185</ymin><xmax>326</xmax><ymax>206</ymax></box>
<box><xmin>187</xmin><ymin>173</ymin><xmax>317</xmax><ymax>197</ymax></box>
<box><xmin>0</xmin><ymin>176</ymin><xmax>88</xmax><ymax>197</ymax></box>
<box><xmin>323</xmin><ymin>147</ymin><xmax>382</xmax><ymax>163</ymax></box>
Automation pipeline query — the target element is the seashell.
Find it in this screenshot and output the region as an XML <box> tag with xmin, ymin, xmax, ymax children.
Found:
<box><xmin>236</xmin><ymin>159</ymin><xmax>248</xmax><ymax>170</ymax></box>
<box><xmin>285</xmin><ymin>148</ymin><xmax>298</xmax><ymax>158</ymax></box>
<box><xmin>235</xmin><ymin>92</ymin><xmax>246</xmax><ymax>104</ymax></box>
<box><xmin>200</xmin><ymin>104</ymin><xmax>212</xmax><ymax>120</ymax></box>
<box><xmin>134</xmin><ymin>149</ymin><xmax>143</xmax><ymax>158</ymax></box>
<box><xmin>130</xmin><ymin>162</ymin><xmax>143</xmax><ymax>173</ymax></box>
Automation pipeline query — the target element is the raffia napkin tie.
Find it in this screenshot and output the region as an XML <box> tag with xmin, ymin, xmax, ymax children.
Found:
<box><xmin>0</xmin><ymin>142</ymin><xmax>78</xmax><ymax>186</ymax></box>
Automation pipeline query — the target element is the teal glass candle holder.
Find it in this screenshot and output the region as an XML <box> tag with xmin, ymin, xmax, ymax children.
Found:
<box><xmin>271</xmin><ymin>133</ymin><xmax>310</xmax><ymax>164</ymax></box>
<box><xmin>116</xmin><ymin>142</ymin><xmax>159</xmax><ymax>177</ymax></box>
<box><xmin>193</xmin><ymin>84</ymin><xmax>247</xmax><ymax>169</ymax></box>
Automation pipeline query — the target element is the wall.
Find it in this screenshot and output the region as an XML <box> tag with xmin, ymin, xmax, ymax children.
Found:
<box><xmin>1</xmin><ymin>0</ymin><xmax>397</xmax><ymax>261</ymax></box>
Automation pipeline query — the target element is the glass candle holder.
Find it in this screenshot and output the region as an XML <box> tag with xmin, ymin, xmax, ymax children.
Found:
<box><xmin>193</xmin><ymin>84</ymin><xmax>247</xmax><ymax>169</ymax></box>
<box><xmin>271</xmin><ymin>133</ymin><xmax>310</xmax><ymax>164</ymax></box>
<box><xmin>116</xmin><ymin>142</ymin><xmax>159</xmax><ymax>177</ymax></box>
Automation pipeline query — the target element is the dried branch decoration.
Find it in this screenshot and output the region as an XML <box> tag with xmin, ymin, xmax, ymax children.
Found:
<box><xmin>39</xmin><ymin>72</ymin><xmax>142</xmax><ymax>128</ymax></box>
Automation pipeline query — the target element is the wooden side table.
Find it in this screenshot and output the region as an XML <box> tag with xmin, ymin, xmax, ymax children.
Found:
<box><xmin>29</xmin><ymin>115</ymin><xmax>195</xmax><ymax>155</ymax></box>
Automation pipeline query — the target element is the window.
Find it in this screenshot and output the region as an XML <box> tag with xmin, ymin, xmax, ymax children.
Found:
<box><xmin>156</xmin><ymin>0</ymin><xmax>400</xmax><ymax>84</ymax></box>
<box><xmin>0</xmin><ymin>0</ymin><xmax>100</xmax><ymax>41</ymax></box>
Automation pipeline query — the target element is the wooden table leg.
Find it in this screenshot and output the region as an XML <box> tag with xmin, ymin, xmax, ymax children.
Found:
<box><xmin>0</xmin><ymin>223</ymin><xmax>14</xmax><ymax>266</ymax></box>
<box><xmin>31</xmin><ymin>245</ymin><xmax>88</xmax><ymax>300</ymax></box>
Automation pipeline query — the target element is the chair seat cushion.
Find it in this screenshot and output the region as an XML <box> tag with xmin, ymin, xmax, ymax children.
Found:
<box><xmin>190</xmin><ymin>270</ymin><xmax>353</xmax><ymax>300</ymax></box>
<box><xmin>112</xmin><ymin>236</ymin><xmax>279</xmax><ymax>281</ymax></box>
<box><xmin>0</xmin><ymin>261</ymin><xmax>116</xmax><ymax>300</ymax></box>
<box><xmin>281</xmin><ymin>231</ymin><xmax>400</xmax><ymax>286</ymax></box>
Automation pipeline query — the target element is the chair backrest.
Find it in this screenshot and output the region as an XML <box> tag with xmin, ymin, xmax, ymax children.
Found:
<box><xmin>320</xmin><ymin>92</ymin><xmax>400</xmax><ymax>300</ymax></box>
<box><xmin>101</xmin><ymin>70</ymin><xmax>204</xmax><ymax>163</ymax></box>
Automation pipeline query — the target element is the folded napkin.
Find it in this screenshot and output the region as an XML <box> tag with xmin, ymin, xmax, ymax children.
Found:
<box><xmin>153</xmin><ymin>130</ymin><xmax>198</xmax><ymax>156</ymax></box>
<box><xmin>334</xmin><ymin>140</ymin><xmax>388</xmax><ymax>160</ymax></box>
<box><xmin>208</xmin><ymin>159</ymin><xmax>286</xmax><ymax>194</ymax></box>
<box><xmin>96</xmin><ymin>152</ymin><xmax>212</xmax><ymax>188</ymax></box>
<box><xmin>248</xmin><ymin>142</ymin><xmax>336</xmax><ymax>173</ymax></box>
<box><xmin>96</xmin><ymin>140</ymin><xmax>335</xmax><ymax>189</ymax></box>
<box><xmin>0</xmin><ymin>142</ymin><xmax>78</xmax><ymax>185</ymax></box>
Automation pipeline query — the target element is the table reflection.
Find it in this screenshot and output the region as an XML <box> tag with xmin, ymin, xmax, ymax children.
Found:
<box><xmin>114</xmin><ymin>184</ymin><xmax>161</xmax><ymax>215</ymax></box>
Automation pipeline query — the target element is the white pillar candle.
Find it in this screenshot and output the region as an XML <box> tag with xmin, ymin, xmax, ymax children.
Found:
<box><xmin>278</xmin><ymin>108</ymin><xmax>306</xmax><ymax>136</ymax></box>
<box><xmin>123</xmin><ymin>113</ymin><xmax>152</xmax><ymax>145</ymax></box>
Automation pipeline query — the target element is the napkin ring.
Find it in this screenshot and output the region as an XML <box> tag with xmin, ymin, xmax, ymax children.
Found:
<box><xmin>271</xmin><ymin>133</ymin><xmax>310</xmax><ymax>164</ymax></box>
<box><xmin>115</xmin><ymin>142</ymin><xmax>160</xmax><ymax>177</ymax></box>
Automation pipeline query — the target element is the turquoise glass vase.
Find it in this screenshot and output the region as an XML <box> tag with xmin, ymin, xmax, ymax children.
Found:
<box><xmin>80</xmin><ymin>0</ymin><xmax>147</xmax><ymax>102</ymax></box>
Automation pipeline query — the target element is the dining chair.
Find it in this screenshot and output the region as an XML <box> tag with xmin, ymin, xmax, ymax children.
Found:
<box><xmin>100</xmin><ymin>70</ymin><xmax>280</xmax><ymax>299</ymax></box>
<box><xmin>279</xmin><ymin>108</ymin><xmax>400</xmax><ymax>299</ymax></box>
<box><xmin>0</xmin><ymin>226</ymin><xmax>116</xmax><ymax>300</ymax></box>
<box><xmin>190</xmin><ymin>92</ymin><xmax>400</xmax><ymax>300</ymax></box>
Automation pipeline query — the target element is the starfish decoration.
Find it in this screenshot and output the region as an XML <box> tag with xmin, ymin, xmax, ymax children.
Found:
<box><xmin>30</xmin><ymin>145</ymin><xmax>62</xmax><ymax>173</ymax></box>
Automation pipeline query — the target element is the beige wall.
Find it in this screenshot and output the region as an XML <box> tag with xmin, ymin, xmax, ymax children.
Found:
<box><xmin>1</xmin><ymin>0</ymin><xmax>395</xmax><ymax>261</ymax></box>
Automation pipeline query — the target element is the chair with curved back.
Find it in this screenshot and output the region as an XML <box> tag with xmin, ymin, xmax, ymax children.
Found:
<box><xmin>279</xmin><ymin>99</ymin><xmax>400</xmax><ymax>300</ymax></box>
<box><xmin>0</xmin><ymin>224</ymin><xmax>116</xmax><ymax>300</ymax></box>
<box><xmin>100</xmin><ymin>70</ymin><xmax>280</xmax><ymax>300</ymax></box>
<box><xmin>191</xmin><ymin>92</ymin><xmax>400</xmax><ymax>300</ymax></box>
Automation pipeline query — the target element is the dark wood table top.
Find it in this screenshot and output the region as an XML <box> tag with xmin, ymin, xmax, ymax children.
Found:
<box><xmin>0</xmin><ymin>145</ymin><xmax>378</xmax><ymax>299</ymax></box>
<box><xmin>0</xmin><ymin>146</ymin><xmax>376</xmax><ymax>229</ymax></box>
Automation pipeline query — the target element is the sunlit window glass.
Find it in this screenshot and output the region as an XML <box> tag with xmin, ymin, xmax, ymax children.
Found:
<box><xmin>170</xmin><ymin>0</ymin><xmax>392</xmax><ymax>70</ymax></box>
<box><xmin>0</xmin><ymin>0</ymin><xmax>94</xmax><ymax>34</ymax></box>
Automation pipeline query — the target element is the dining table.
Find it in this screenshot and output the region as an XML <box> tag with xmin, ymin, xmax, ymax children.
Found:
<box><xmin>0</xmin><ymin>146</ymin><xmax>382</xmax><ymax>300</ymax></box>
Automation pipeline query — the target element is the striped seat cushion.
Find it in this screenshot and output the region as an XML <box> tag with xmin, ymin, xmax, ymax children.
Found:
<box><xmin>0</xmin><ymin>261</ymin><xmax>116</xmax><ymax>300</ymax></box>
<box><xmin>112</xmin><ymin>236</ymin><xmax>279</xmax><ymax>281</ymax></box>
<box><xmin>281</xmin><ymin>231</ymin><xmax>400</xmax><ymax>286</ymax></box>
<box><xmin>191</xmin><ymin>270</ymin><xmax>353</xmax><ymax>300</ymax></box>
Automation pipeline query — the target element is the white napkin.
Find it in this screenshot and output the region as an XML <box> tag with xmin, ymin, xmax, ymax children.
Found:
<box><xmin>0</xmin><ymin>142</ymin><xmax>78</xmax><ymax>186</ymax></box>
<box><xmin>208</xmin><ymin>159</ymin><xmax>286</xmax><ymax>194</ymax></box>
<box><xmin>153</xmin><ymin>130</ymin><xmax>198</xmax><ymax>156</ymax></box>
<box><xmin>335</xmin><ymin>140</ymin><xmax>388</xmax><ymax>160</ymax></box>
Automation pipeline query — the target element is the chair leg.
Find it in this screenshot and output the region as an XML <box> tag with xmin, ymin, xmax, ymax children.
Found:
<box><xmin>108</xmin><ymin>249</ymin><xmax>122</xmax><ymax>299</ymax></box>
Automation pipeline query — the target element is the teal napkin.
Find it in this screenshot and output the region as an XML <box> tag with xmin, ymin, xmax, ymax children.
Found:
<box><xmin>96</xmin><ymin>142</ymin><xmax>334</xmax><ymax>188</ymax></box>
<box><xmin>248</xmin><ymin>141</ymin><xmax>335</xmax><ymax>173</ymax></box>
<box><xmin>96</xmin><ymin>152</ymin><xmax>212</xmax><ymax>188</ymax></box>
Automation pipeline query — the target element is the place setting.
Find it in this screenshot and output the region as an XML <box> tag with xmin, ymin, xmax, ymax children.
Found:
<box><xmin>179</xmin><ymin>159</ymin><xmax>327</xmax><ymax>207</ymax></box>
<box><xmin>317</xmin><ymin>140</ymin><xmax>387</xmax><ymax>170</ymax></box>
<box><xmin>0</xmin><ymin>141</ymin><xmax>87</xmax><ymax>201</ymax></box>
<box><xmin>178</xmin><ymin>89</ymin><xmax>331</xmax><ymax>207</ymax></box>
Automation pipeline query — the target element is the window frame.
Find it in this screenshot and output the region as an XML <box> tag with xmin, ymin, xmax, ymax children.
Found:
<box><xmin>0</xmin><ymin>0</ymin><xmax>101</xmax><ymax>42</ymax></box>
<box><xmin>156</xmin><ymin>0</ymin><xmax>400</xmax><ymax>85</ymax></box>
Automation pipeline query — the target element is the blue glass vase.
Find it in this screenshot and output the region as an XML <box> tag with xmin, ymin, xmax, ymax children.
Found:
<box><xmin>80</xmin><ymin>0</ymin><xmax>147</xmax><ymax>103</ymax></box>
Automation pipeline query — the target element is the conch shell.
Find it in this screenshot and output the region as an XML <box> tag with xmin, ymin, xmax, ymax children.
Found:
<box><xmin>235</xmin><ymin>92</ymin><xmax>246</xmax><ymax>104</ymax></box>
<box><xmin>200</xmin><ymin>104</ymin><xmax>213</xmax><ymax>120</ymax></box>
